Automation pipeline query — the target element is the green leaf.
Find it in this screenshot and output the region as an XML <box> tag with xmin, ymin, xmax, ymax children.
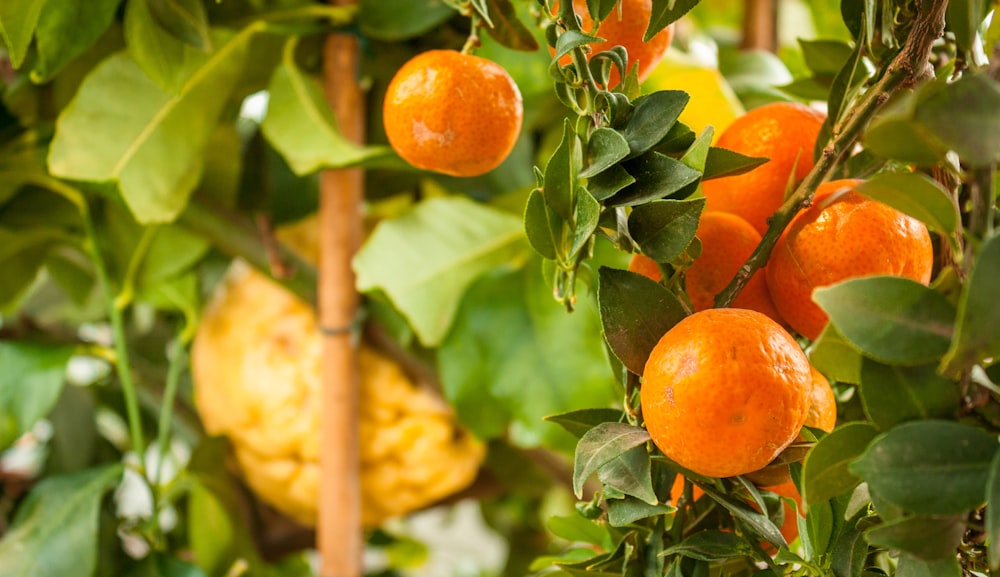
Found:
<box><xmin>147</xmin><ymin>0</ymin><xmax>211</xmax><ymax>50</ymax></box>
<box><xmin>622</xmin><ymin>91</ymin><xmax>689</xmax><ymax>158</ymax></box>
<box><xmin>608</xmin><ymin>153</ymin><xmax>702</xmax><ymax>206</ymax></box>
<box><xmin>0</xmin><ymin>341</ymin><xmax>76</xmax><ymax>451</ymax></box>
<box><xmin>830</xmin><ymin>529</ymin><xmax>867</xmax><ymax>577</ymax></box>
<box><xmin>544</xmin><ymin>120</ymin><xmax>583</xmax><ymax>220</ymax></box>
<box><xmin>482</xmin><ymin>0</ymin><xmax>539</xmax><ymax>51</ymax></box>
<box><xmin>0</xmin><ymin>227</ymin><xmax>66</xmax><ymax>309</ymax></box>
<box><xmin>358</xmin><ymin>0</ymin><xmax>453</xmax><ymax>40</ymax></box>
<box><xmin>814</xmin><ymin>276</ymin><xmax>956</xmax><ymax>365</ymax></box>
<box><xmin>49</xmin><ymin>31</ymin><xmax>251</xmax><ymax>223</ymax></box>
<box><xmin>598</xmin><ymin>444</ymin><xmax>657</xmax><ymax>504</ymax></box>
<box><xmin>127</xmin><ymin>553</ymin><xmax>209</xmax><ymax>577</ymax></box>
<box><xmin>701</xmin><ymin>147</ymin><xmax>769</xmax><ymax>180</ymax></box>
<box><xmin>524</xmin><ymin>189</ymin><xmax>559</xmax><ymax>260</ymax></box>
<box><xmin>986</xmin><ymin>449</ymin><xmax>1000</xmax><ymax>571</ymax></box>
<box><xmin>588</xmin><ymin>164</ymin><xmax>635</xmax><ymax>201</ymax></box>
<box><xmin>697</xmin><ymin>483</ymin><xmax>786</xmax><ymax>549</ymax></box>
<box><xmin>606</xmin><ymin>496</ymin><xmax>674</xmax><ymax>527</ymax></box>
<box><xmin>124</xmin><ymin>0</ymin><xmax>208</xmax><ymax>93</ymax></box>
<box><xmin>0</xmin><ymin>464</ymin><xmax>123</xmax><ymax>577</ymax></box>
<box><xmin>627</xmin><ymin>198</ymin><xmax>705</xmax><ymax>263</ymax></box>
<box><xmin>801</xmin><ymin>422</ymin><xmax>878</xmax><ymax>509</ymax></box>
<box><xmin>807</xmin><ymin>324</ymin><xmax>863</xmax><ymax>384</ymax></box>
<box><xmin>864</xmin><ymin>514</ymin><xmax>966</xmax><ymax>561</ymax></box>
<box><xmin>917</xmin><ymin>73</ymin><xmax>1000</xmax><ymax>168</ymax></box>
<box><xmin>662</xmin><ymin>531</ymin><xmax>755</xmax><ymax>561</ymax></box>
<box><xmin>895</xmin><ymin>553</ymin><xmax>963</xmax><ymax>577</ymax></box>
<box><xmin>545</xmin><ymin>408</ymin><xmax>624</xmax><ymax>438</ymax></box>
<box><xmin>799</xmin><ymin>39</ymin><xmax>854</xmax><ymax>75</ymax></box>
<box><xmin>570</xmin><ymin>188</ymin><xmax>600</xmax><ymax>259</ymax></box>
<box><xmin>261</xmin><ymin>42</ymin><xmax>394</xmax><ymax>176</ymax></box>
<box><xmin>580</xmin><ymin>127</ymin><xmax>630</xmax><ymax>178</ymax></box>
<box><xmin>941</xmin><ymin>234</ymin><xmax>1000</xmax><ymax>374</ymax></box>
<box><xmin>597</xmin><ymin>267</ymin><xmax>687</xmax><ymax>375</ymax></box>
<box><xmin>547</xmin><ymin>515</ymin><xmax>612</xmax><ymax>548</ymax></box>
<box><xmin>850</xmin><ymin>420</ymin><xmax>996</xmax><ymax>515</ymax></box>
<box><xmin>355</xmin><ymin>196</ymin><xmax>528</xmax><ymax>346</ymax></box>
<box><xmin>854</xmin><ymin>172</ymin><xmax>959</xmax><ymax>237</ymax></box>
<box><xmin>859</xmin><ymin>359</ymin><xmax>960</xmax><ymax>431</ymax></box>
<box><xmin>438</xmin><ymin>263</ymin><xmax>616</xmax><ymax>448</ymax></box>
<box><xmin>946</xmin><ymin>0</ymin><xmax>988</xmax><ymax>51</ymax></box>
<box><xmin>573</xmin><ymin>422</ymin><xmax>651</xmax><ymax>498</ymax></box>
<box><xmin>30</xmin><ymin>0</ymin><xmax>121</xmax><ymax>83</ymax></box>
<box><xmin>646</xmin><ymin>0</ymin><xmax>698</xmax><ymax>41</ymax></box>
<box><xmin>0</xmin><ymin>0</ymin><xmax>45</xmax><ymax>68</ymax></box>
<box><xmin>554</xmin><ymin>29</ymin><xmax>602</xmax><ymax>61</ymax></box>
<box><xmin>679</xmin><ymin>127</ymin><xmax>713</xmax><ymax>173</ymax></box>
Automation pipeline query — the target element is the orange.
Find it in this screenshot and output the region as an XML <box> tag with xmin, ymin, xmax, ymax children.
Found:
<box><xmin>804</xmin><ymin>366</ymin><xmax>836</xmax><ymax>432</ymax></box>
<box><xmin>668</xmin><ymin>474</ymin><xmax>704</xmax><ymax>504</ymax></box>
<box><xmin>701</xmin><ymin>102</ymin><xmax>826</xmax><ymax>235</ymax></box>
<box><xmin>382</xmin><ymin>50</ymin><xmax>523</xmax><ymax>177</ymax></box>
<box><xmin>628</xmin><ymin>212</ymin><xmax>783</xmax><ymax>324</ymax></box>
<box><xmin>555</xmin><ymin>0</ymin><xmax>674</xmax><ymax>87</ymax></box>
<box><xmin>641</xmin><ymin>309</ymin><xmax>811</xmax><ymax>478</ymax></box>
<box><xmin>766</xmin><ymin>179</ymin><xmax>934</xmax><ymax>341</ymax></box>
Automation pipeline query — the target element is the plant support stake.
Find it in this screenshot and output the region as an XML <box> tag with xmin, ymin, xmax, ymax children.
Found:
<box><xmin>319</xmin><ymin>1</ymin><xmax>364</xmax><ymax>575</ymax></box>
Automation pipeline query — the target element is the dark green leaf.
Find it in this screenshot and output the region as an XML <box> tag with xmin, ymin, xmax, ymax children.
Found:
<box><xmin>850</xmin><ymin>420</ymin><xmax>996</xmax><ymax>515</ymax></box>
<box><xmin>662</xmin><ymin>531</ymin><xmax>755</xmax><ymax>561</ymax></box>
<box><xmin>588</xmin><ymin>164</ymin><xmax>635</xmax><ymax>201</ymax></box>
<box><xmin>573</xmin><ymin>422</ymin><xmax>651</xmax><ymax>497</ymax></box>
<box><xmin>697</xmin><ymin>483</ymin><xmax>786</xmax><ymax>549</ymax></box>
<box><xmin>30</xmin><ymin>0</ymin><xmax>121</xmax><ymax>83</ymax></box>
<box><xmin>545</xmin><ymin>408</ymin><xmax>624</xmax><ymax>438</ymax></box>
<box><xmin>544</xmin><ymin>120</ymin><xmax>583</xmax><ymax>220</ymax></box>
<box><xmin>597</xmin><ymin>267</ymin><xmax>687</xmax><ymax>374</ymax></box>
<box><xmin>916</xmin><ymin>73</ymin><xmax>1000</xmax><ymax>167</ymax></box>
<box><xmin>702</xmin><ymin>147</ymin><xmax>769</xmax><ymax>180</ymax></box>
<box><xmin>358</xmin><ymin>0</ymin><xmax>454</xmax><ymax>40</ymax></box>
<box><xmin>483</xmin><ymin>0</ymin><xmax>539</xmax><ymax>51</ymax></box>
<box><xmin>148</xmin><ymin>0</ymin><xmax>211</xmax><ymax>50</ymax></box>
<box><xmin>986</xmin><ymin>449</ymin><xmax>1000</xmax><ymax>571</ymax></box>
<box><xmin>814</xmin><ymin>277</ymin><xmax>956</xmax><ymax>365</ymax></box>
<box><xmin>802</xmin><ymin>423</ymin><xmax>878</xmax><ymax>508</ymax></box>
<box><xmin>830</xmin><ymin>529</ymin><xmax>867</xmax><ymax>577</ymax></box>
<box><xmin>854</xmin><ymin>172</ymin><xmax>960</xmax><ymax>237</ymax></box>
<box><xmin>609</xmin><ymin>153</ymin><xmax>702</xmax><ymax>206</ymax></box>
<box><xmin>653</xmin><ymin>120</ymin><xmax>697</xmax><ymax>154</ymax></box>
<box><xmin>606</xmin><ymin>496</ymin><xmax>674</xmax><ymax>527</ymax></box>
<box><xmin>946</xmin><ymin>0</ymin><xmax>989</xmax><ymax>54</ymax></box>
<box><xmin>0</xmin><ymin>464</ymin><xmax>123</xmax><ymax>577</ymax></box>
<box><xmin>127</xmin><ymin>553</ymin><xmax>209</xmax><ymax>577</ymax></box>
<box><xmin>0</xmin><ymin>341</ymin><xmax>76</xmax><ymax>451</ymax></box>
<box><xmin>598</xmin><ymin>444</ymin><xmax>657</xmax><ymax>504</ymax></box>
<box><xmin>826</xmin><ymin>36</ymin><xmax>870</xmax><ymax>125</ymax></box>
<box><xmin>895</xmin><ymin>553</ymin><xmax>963</xmax><ymax>577</ymax></box>
<box><xmin>646</xmin><ymin>0</ymin><xmax>698</xmax><ymax>41</ymax></box>
<box><xmin>622</xmin><ymin>91</ymin><xmax>689</xmax><ymax>158</ymax></box>
<box><xmin>0</xmin><ymin>0</ymin><xmax>44</xmax><ymax>68</ymax></box>
<box><xmin>524</xmin><ymin>189</ymin><xmax>559</xmax><ymax>260</ymax></box>
<box><xmin>0</xmin><ymin>227</ymin><xmax>63</xmax><ymax>309</ymax></box>
<box><xmin>800</xmin><ymin>39</ymin><xmax>854</xmax><ymax>75</ymax></box>
<box><xmin>807</xmin><ymin>324</ymin><xmax>863</xmax><ymax>385</ymax></box>
<box><xmin>570</xmin><ymin>188</ymin><xmax>600</xmax><ymax>258</ymax></box>
<box><xmin>627</xmin><ymin>198</ymin><xmax>705</xmax><ymax>263</ymax></box>
<box><xmin>554</xmin><ymin>29</ymin><xmax>602</xmax><ymax>61</ymax></box>
<box><xmin>865</xmin><ymin>514</ymin><xmax>966</xmax><ymax>560</ymax></box>
<box><xmin>941</xmin><ymin>234</ymin><xmax>1000</xmax><ymax>374</ymax></box>
<box><xmin>581</xmin><ymin>127</ymin><xmax>630</xmax><ymax>178</ymax></box>
<box><xmin>859</xmin><ymin>359</ymin><xmax>959</xmax><ymax>431</ymax></box>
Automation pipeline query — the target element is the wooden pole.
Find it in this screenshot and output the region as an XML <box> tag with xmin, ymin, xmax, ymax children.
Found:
<box><xmin>740</xmin><ymin>0</ymin><xmax>777</xmax><ymax>52</ymax></box>
<box><xmin>318</xmin><ymin>1</ymin><xmax>364</xmax><ymax>575</ymax></box>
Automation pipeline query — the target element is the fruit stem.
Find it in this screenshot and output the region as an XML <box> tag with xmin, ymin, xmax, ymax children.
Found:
<box><xmin>714</xmin><ymin>0</ymin><xmax>949</xmax><ymax>310</ymax></box>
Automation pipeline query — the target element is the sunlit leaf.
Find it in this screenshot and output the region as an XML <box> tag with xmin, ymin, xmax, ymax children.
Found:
<box><xmin>854</xmin><ymin>172</ymin><xmax>959</xmax><ymax>237</ymax></box>
<box><xmin>573</xmin><ymin>422</ymin><xmax>650</xmax><ymax>497</ymax></box>
<box><xmin>0</xmin><ymin>0</ymin><xmax>44</xmax><ymax>68</ymax></box>
<box><xmin>30</xmin><ymin>0</ymin><xmax>121</xmax><ymax>83</ymax></box>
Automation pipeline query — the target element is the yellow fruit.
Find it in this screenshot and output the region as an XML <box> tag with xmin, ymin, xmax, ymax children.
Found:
<box><xmin>191</xmin><ymin>261</ymin><xmax>484</xmax><ymax>527</ymax></box>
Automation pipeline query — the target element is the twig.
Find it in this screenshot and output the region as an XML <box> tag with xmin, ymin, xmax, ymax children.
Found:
<box><xmin>715</xmin><ymin>0</ymin><xmax>950</xmax><ymax>309</ymax></box>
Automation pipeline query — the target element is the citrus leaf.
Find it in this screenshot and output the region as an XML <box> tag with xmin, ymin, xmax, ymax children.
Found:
<box><xmin>859</xmin><ymin>359</ymin><xmax>960</xmax><ymax>431</ymax></box>
<box><xmin>662</xmin><ymin>531</ymin><xmax>755</xmax><ymax>561</ymax></box>
<box><xmin>573</xmin><ymin>422</ymin><xmax>650</xmax><ymax>498</ymax></box>
<box><xmin>547</xmin><ymin>515</ymin><xmax>612</xmax><ymax>549</ymax></box>
<box><xmin>0</xmin><ymin>341</ymin><xmax>76</xmax><ymax>451</ymax></box>
<box><xmin>608</xmin><ymin>152</ymin><xmax>702</xmax><ymax>206</ymax></box>
<box><xmin>697</xmin><ymin>483</ymin><xmax>786</xmax><ymax>549</ymax></box>
<box><xmin>147</xmin><ymin>0</ymin><xmax>211</xmax><ymax>50</ymax></box>
<box><xmin>580</xmin><ymin>127</ymin><xmax>630</xmax><ymax>178</ymax></box>
<box><xmin>854</xmin><ymin>172</ymin><xmax>959</xmax><ymax>237</ymax></box>
<box><xmin>355</xmin><ymin>196</ymin><xmax>528</xmax><ymax>346</ymax></box>
<box><xmin>606</xmin><ymin>496</ymin><xmax>674</xmax><ymax>527</ymax></box>
<box><xmin>554</xmin><ymin>29</ymin><xmax>602</xmax><ymax>61</ymax></box>
<box><xmin>679</xmin><ymin>126</ymin><xmax>713</xmax><ymax>173</ymax></box>
<box><xmin>597</xmin><ymin>267</ymin><xmax>687</xmax><ymax>375</ymax></box>
<box><xmin>569</xmin><ymin>188</ymin><xmax>600</xmax><ymax>258</ymax></box>
<box><xmin>124</xmin><ymin>0</ymin><xmax>210</xmax><ymax>94</ymax></box>
<box><xmin>986</xmin><ymin>449</ymin><xmax>1000</xmax><ymax>571</ymax></box>
<box><xmin>864</xmin><ymin>514</ymin><xmax>966</xmax><ymax>561</ymax></box>
<box><xmin>524</xmin><ymin>189</ymin><xmax>559</xmax><ymax>260</ymax></box>
<box><xmin>545</xmin><ymin>408</ymin><xmax>623</xmax><ymax>439</ymax></box>
<box><xmin>946</xmin><ymin>0</ymin><xmax>990</xmax><ymax>52</ymax></box>
<box><xmin>646</xmin><ymin>0</ymin><xmax>698</xmax><ymax>42</ymax></box>
<box><xmin>801</xmin><ymin>422</ymin><xmax>878</xmax><ymax>509</ymax></box>
<box><xmin>30</xmin><ymin>0</ymin><xmax>121</xmax><ymax>83</ymax></box>
<box><xmin>941</xmin><ymin>234</ymin><xmax>1000</xmax><ymax>374</ymax></box>
<box><xmin>622</xmin><ymin>91</ymin><xmax>689</xmax><ymax>158</ymax></box>
<box><xmin>849</xmin><ymin>420</ymin><xmax>996</xmax><ymax>515</ymax></box>
<box><xmin>0</xmin><ymin>464</ymin><xmax>124</xmax><ymax>577</ymax></box>
<box><xmin>814</xmin><ymin>276</ymin><xmax>956</xmax><ymax>365</ymax></box>
<box><xmin>627</xmin><ymin>198</ymin><xmax>705</xmax><ymax>263</ymax></box>
<box><xmin>702</xmin><ymin>147</ymin><xmax>769</xmax><ymax>180</ymax></box>
<box><xmin>895</xmin><ymin>553</ymin><xmax>963</xmax><ymax>577</ymax></box>
<box><xmin>544</xmin><ymin>120</ymin><xmax>583</xmax><ymax>220</ymax></box>
<box><xmin>800</xmin><ymin>39</ymin><xmax>854</xmax><ymax>75</ymax></box>
<box><xmin>357</xmin><ymin>0</ymin><xmax>454</xmax><ymax>40</ymax></box>
<box><xmin>598</xmin><ymin>444</ymin><xmax>657</xmax><ymax>504</ymax></box>
<box><xmin>915</xmin><ymin>73</ymin><xmax>1000</xmax><ymax>168</ymax></box>
<box><xmin>0</xmin><ymin>0</ymin><xmax>44</xmax><ymax>68</ymax></box>
<box><xmin>807</xmin><ymin>323</ymin><xmax>863</xmax><ymax>384</ymax></box>
<box><xmin>588</xmin><ymin>164</ymin><xmax>635</xmax><ymax>201</ymax></box>
<box><xmin>482</xmin><ymin>0</ymin><xmax>539</xmax><ymax>51</ymax></box>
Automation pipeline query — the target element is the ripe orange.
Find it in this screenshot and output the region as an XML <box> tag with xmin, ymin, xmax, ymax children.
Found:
<box><xmin>555</xmin><ymin>0</ymin><xmax>674</xmax><ymax>87</ymax></box>
<box><xmin>669</xmin><ymin>474</ymin><xmax>704</xmax><ymax>504</ymax></box>
<box><xmin>766</xmin><ymin>179</ymin><xmax>934</xmax><ymax>340</ymax></box>
<box><xmin>383</xmin><ymin>50</ymin><xmax>523</xmax><ymax>177</ymax></box>
<box><xmin>641</xmin><ymin>309</ymin><xmax>811</xmax><ymax>478</ymax></box>
<box><xmin>628</xmin><ymin>212</ymin><xmax>783</xmax><ymax>324</ymax></box>
<box><xmin>701</xmin><ymin>102</ymin><xmax>826</xmax><ymax>235</ymax></box>
<box><xmin>805</xmin><ymin>366</ymin><xmax>836</xmax><ymax>432</ymax></box>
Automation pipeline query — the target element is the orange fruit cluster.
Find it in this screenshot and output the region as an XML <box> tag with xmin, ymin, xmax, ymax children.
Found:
<box><xmin>383</xmin><ymin>50</ymin><xmax>523</xmax><ymax>177</ymax></box>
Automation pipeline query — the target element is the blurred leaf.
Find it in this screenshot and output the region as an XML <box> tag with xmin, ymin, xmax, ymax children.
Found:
<box><xmin>483</xmin><ymin>0</ymin><xmax>539</xmax><ymax>51</ymax></box>
<box><xmin>854</xmin><ymin>172</ymin><xmax>959</xmax><ymax>237</ymax></box>
<box><xmin>946</xmin><ymin>0</ymin><xmax>988</xmax><ymax>53</ymax></box>
<box><xmin>597</xmin><ymin>267</ymin><xmax>687</xmax><ymax>375</ymax></box>
<box><xmin>46</xmin><ymin>384</ymin><xmax>99</xmax><ymax>474</ymax></box>
<box><xmin>0</xmin><ymin>227</ymin><xmax>66</xmax><ymax>309</ymax></box>
<box><xmin>608</xmin><ymin>152</ymin><xmax>702</xmax><ymax>206</ymax></box>
<box><xmin>0</xmin><ymin>464</ymin><xmax>123</xmax><ymax>577</ymax></box>
<box><xmin>573</xmin><ymin>422</ymin><xmax>650</xmax><ymax>497</ymax></box>
<box><xmin>864</xmin><ymin>514</ymin><xmax>966</xmax><ymax>561</ymax></box>
<box><xmin>814</xmin><ymin>277</ymin><xmax>956</xmax><ymax>365</ymax></box>
<box><xmin>800</xmin><ymin>39</ymin><xmax>854</xmax><ymax>75</ymax></box>
<box><xmin>895</xmin><ymin>553</ymin><xmax>963</xmax><ymax>577</ymax></box>
<box><xmin>622</xmin><ymin>91</ymin><xmax>689</xmax><ymax>158</ymax></box>
<box><xmin>261</xmin><ymin>42</ymin><xmax>394</xmax><ymax>176</ymax></box>
<box><xmin>124</xmin><ymin>0</ymin><xmax>209</xmax><ymax>93</ymax></box>
<box><xmin>358</xmin><ymin>0</ymin><xmax>453</xmax><ymax>40</ymax></box>
<box><xmin>548</xmin><ymin>515</ymin><xmax>612</xmax><ymax>549</ymax></box>
<box><xmin>49</xmin><ymin>32</ymin><xmax>251</xmax><ymax>223</ymax></box>
<box><xmin>0</xmin><ymin>0</ymin><xmax>44</xmax><ymax>68</ymax></box>
<box><xmin>30</xmin><ymin>0</ymin><xmax>121</xmax><ymax>83</ymax></box>
<box><xmin>627</xmin><ymin>198</ymin><xmax>705</xmax><ymax>263</ymax></box>
<box><xmin>188</xmin><ymin>483</ymin><xmax>238</xmax><ymax>577</ymax></box>
<box><xmin>126</xmin><ymin>553</ymin><xmax>208</xmax><ymax>577</ymax></box>
<box><xmin>0</xmin><ymin>341</ymin><xmax>76</xmax><ymax>451</ymax></box>
<box><xmin>598</xmin><ymin>445</ymin><xmax>656</xmax><ymax>504</ymax></box>
<box><xmin>354</xmin><ymin>196</ymin><xmax>528</xmax><ymax>346</ymax></box>
<box><xmin>439</xmin><ymin>263</ymin><xmax>616</xmax><ymax>448</ymax></box>
<box><xmin>545</xmin><ymin>408</ymin><xmax>624</xmax><ymax>438</ymax></box>
<box><xmin>915</xmin><ymin>73</ymin><xmax>1000</xmax><ymax>167</ymax></box>
<box><xmin>544</xmin><ymin>120</ymin><xmax>583</xmax><ymax>220</ymax></box>
<box><xmin>802</xmin><ymin>423</ymin><xmax>878</xmax><ymax>509</ymax></box>
<box><xmin>941</xmin><ymin>234</ymin><xmax>1000</xmax><ymax>374</ymax></box>
<box><xmin>808</xmin><ymin>324</ymin><xmax>863</xmax><ymax>384</ymax></box>
<box><xmin>859</xmin><ymin>360</ymin><xmax>959</xmax><ymax>431</ymax></box>
<box><xmin>850</xmin><ymin>420</ymin><xmax>995</xmax><ymax>515</ymax></box>
<box><xmin>701</xmin><ymin>147</ymin><xmax>768</xmax><ymax>180</ymax></box>
<box><xmin>662</xmin><ymin>531</ymin><xmax>756</xmax><ymax>561</ymax></box>
<box><xmin>580</xmin><ymin>128</ymin><xmax>630</xmax><ymax>178</ymax></box>
<box><xmin>607</xmin><ymin>496</ymin><xmax>674</xmax><ymax>527</ymax></box>
<box><xmin>147</xmin><ymin>0</ymin><xmax>211</xmax><ymax>50</ymax></box>
<box><xmin>646</xmin><ymin>0</ymin><xmax>698</xmax><ymax>41</ymax></box>
<box><xmin>987</xmin><ymin>450</ymin><xmax>1000</xmax><ymax>571</ymax></box>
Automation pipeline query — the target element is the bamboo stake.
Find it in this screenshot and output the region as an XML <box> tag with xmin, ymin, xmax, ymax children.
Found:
<box><xmin>318</xmin><ymin>1</ymin><xmax>364</xmax><ymax>574</ymax></box>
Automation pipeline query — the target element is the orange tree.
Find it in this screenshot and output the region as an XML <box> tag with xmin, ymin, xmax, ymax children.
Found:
<box><xmin>0</xmin><ymin>1</ymin><xmax>999</xmax><ymax>576</ymax></box>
